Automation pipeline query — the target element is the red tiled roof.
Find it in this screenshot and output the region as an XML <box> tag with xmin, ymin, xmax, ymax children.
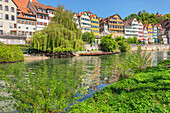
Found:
<box><xmin>90</xmin><ymin>14</ymin><xmax>97</xmax><ymax>19</ymax></box>
<box><xmin>31</xmin><ymin>2</ymin><xmax>57</xmax><ymax>11</ymax></box>
<box><xmin>124</xmin><ymin>18</ymin><xmax>135</xmax><ymax>27</ymax></box>
<box><xmin>13</xmin><ymin>0</ymin><xmax>37</xmax><ymax>19</ymax></box>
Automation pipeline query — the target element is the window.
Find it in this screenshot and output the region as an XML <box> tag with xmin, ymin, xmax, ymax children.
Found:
<box><xmin>26</xmin><ymin>20</ymin><xmax>28</xmax><ymax>24</ymax></box>
<box><xmin>11</xmin><ymin>15</ymin><xmax>15</xmax><ymax>21</ymax></box>
<box><xmin>5</xmin><ymin>14</ymin><xmax>9</xmax><ymax>20</ymax></box>
<box><xmin>5</xmin><ymin>0</ymin><xmax>8</xmax><ymax>2</ymax></box>
<box><xmin>21</xmin><ymin>20</ymin><xmax>24</xmax><ymax>24</ymax></box>
<box><xmin>18</xmin><ymin>20</ymin><xmax>21</xmax><ymax>23</ymax></box>
<box><xmin>9</xmin><ymin>23</ymin><xmax>13</xmax><ymax>28</ymax></box>
<box><xmin>0</xmin><ymin>5</ymin><xmax>2</xmax><ymax>10</ymax></box>
<box><xmin>0</xmin><ymin>30</ymin><xmax>3</xmax><ymax>34</ymax></box>
<box><xmin>11</xmin><ymin>7</ymin><xmax>14</xmax><ymax>12</ymax></box>
<box><xmin>26</xmin><ymin>27</ymin><xmax>28</xmax><ymax>29</ymax></box>
<box><xmin>0</xmin><ymin>21</ymin><xmax>2</xmax><ymax>27</ymax></box>
<box><xmin>0</xmin><ymin>13</ymin><xmax>2</xmax><ymax>19</ymax></box>
<box><xmin>5</xmin><ymin>6</ymin><xmax>8</xmax><ymax>11</ymax></box>
<box><xmin>18</xmin><ymin>26</ymin><xmax>21</xmax><ymax>29</ymax></box>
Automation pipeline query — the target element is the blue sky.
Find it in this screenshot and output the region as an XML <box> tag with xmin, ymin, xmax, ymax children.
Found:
<box><xmin>40</xmin><ymin>0</ymin><xmax>170</xmax><ymax>19</ymax></box>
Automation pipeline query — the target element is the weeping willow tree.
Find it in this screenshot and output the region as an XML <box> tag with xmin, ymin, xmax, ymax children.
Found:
<box><xmin>31</xmin><ymin>5</ymin><xmax>84</xmax><ymax>53</ymax></box>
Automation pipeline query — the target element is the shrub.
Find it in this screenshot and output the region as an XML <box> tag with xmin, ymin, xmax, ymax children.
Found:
<box><xmin>101</xmin><ymin>35</ymin><xmax>118</xmax><ymax>52</ymax></box>
<box><xmin>0</xmin><ymin>45</ymin><xmax>24</xmax><ymax>63</ymax></box>
<box><xmin>119</xmin><ymin>40</ymin><xmax>131</xmax><ymax>52</ymax></box>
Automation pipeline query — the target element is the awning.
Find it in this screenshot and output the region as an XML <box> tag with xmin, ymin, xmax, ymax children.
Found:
<box><xmin>138</xmin><ymin>38</ymin><xmax>146</xmax><ymax>41</ymax></box>
<box><xmin>11</xmin><ymin>30</ymin><xmax>18</xmax><ymax>32</ymax></box>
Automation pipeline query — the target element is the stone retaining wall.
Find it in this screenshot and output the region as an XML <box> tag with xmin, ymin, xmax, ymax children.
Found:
<box><xmin>131</xmin><ymin>45</ymin><xmax>170</xmax><ymax>51</ymax></box>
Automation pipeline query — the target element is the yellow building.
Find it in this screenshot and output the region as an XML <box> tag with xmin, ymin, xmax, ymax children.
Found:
<box><xmin>107</xmin><ymin>14</ymin><xmax>124</xmax><ymax>38</ymax></box>
<box><xmin>90</xmin><ymin>14</ymin><xmax>99</xmax><ymax>38</ymax></box>
<box><xmin>145</xmin><ymin>24</ymin><xmax>153</xmax><ymax>43</ymax></box>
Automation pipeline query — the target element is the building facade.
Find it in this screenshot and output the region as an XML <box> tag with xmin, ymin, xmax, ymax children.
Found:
<box><xmin>73</xmin><ymin>13</ymin><xmax>80</xmax><ymax>29</ymax></box>
<box><xmin>138</xmin><ymin>21</ymin><xmax>144</xmax><ymax>39</ymax></box>
<box><xmin>143</xmin><ymin>26</ymin><xmax>148</xmax><ymax>43</ymax></box>
<box><xmin>89</xmin><ymin>14</ymin><xmax>99</xmax><ymax>38</ymax></box>
<box><xmin>78</xmin><ymin>12</ymin><xmax>91</xmax><ymax>33</ymax></box>
<box><xmin>13</xmin><ymin>0</ymin><xmax>37</xmax><ymax>39</ymax></box>
<box><xmin>152</xmin><ymin>25</ymin><xmax>158</xmax><ymax>43</ymax></box>
<box><xmin>99</xmin><ymin>18</ymin><xmax>109</xmax><ymax>37</ymax></box>
<box><xmin>124</xmin><ymin>18</ymin><xmax>139</xmax><ymax>39</ymax></box>
<box><xmin>0</xmin><ymin>0</ymin><xmax>17</xmax><ymax>35</ymax></box>
<box><xmin>144</xmin><ymin>24</ymin><xmax>153</xmax><ymax>43</ymax></box>
<box><xmin>28</xmin><ymin>0</ymin><xmax>56</xmax><ymax>31</ymax></box>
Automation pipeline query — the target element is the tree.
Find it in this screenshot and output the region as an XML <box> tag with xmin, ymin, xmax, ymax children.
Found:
<box><xmin>118</xmin><ymin>40</ymin><xmax>130</xmax><ymax>52</ymax></box>
<box><xmin>124</xmin><ymin>10</ymin><xmax>168</xmax><ymax>25</ymax></box>
<box><xmin>133</xmin><ymin>36</ymin><xmax>138</xmax><ymax>44</ymax></box>
<box><xmin>90</xmin><ymin>32</ymin><xmax>96</xmax><ymax>45</ymax></box>
<box><xmin>101</xmin><ymin>35</ymin><xmax>118</xmax><ymax>52</ymax></box>
<box><xmin>82</xmin><ymin>32</ymin><xmax>91</xmax><ymax>43</ymax></box>
<box><xmin>127</xmin><ymin>37</ymin><xmax>134</xmax><ymax>44</ymax></box>
<box><xmin>31</xmin><ymin>5</ymin><xmax>84</xmax><ymax>53</ymax></box>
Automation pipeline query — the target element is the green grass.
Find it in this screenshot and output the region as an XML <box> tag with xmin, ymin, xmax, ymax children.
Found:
<box><xmin>69</xmin><ymin>59</ymin><xmax>170</xmax><ymax>113</ymax></box>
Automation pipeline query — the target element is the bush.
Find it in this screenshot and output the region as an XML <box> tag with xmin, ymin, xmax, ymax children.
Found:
<box><xmin>0</xmin><ymin>45</ymin><xmax>24</xmax><ymax>63</ymax></box>
<box><xmin>101</xmin><ymin>35</ymin><xmax>118</xmax><ymax>52</ymax></box>
<box><xmin>119</xmin><ymin>40</ymin><xmax>130</xmax><ymax>52</ymax></box>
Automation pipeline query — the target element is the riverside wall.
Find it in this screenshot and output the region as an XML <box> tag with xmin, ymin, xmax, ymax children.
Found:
<box><xmin>131</xmin><ymin>45</ymin><xmax>170</xmax><ymax>51</ymax></box>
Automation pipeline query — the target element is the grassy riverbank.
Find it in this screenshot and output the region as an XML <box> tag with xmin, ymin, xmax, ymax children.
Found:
<box><xmin>69</xmin><ymin>59</ymin><xmax>170</xmax><ymax>112</ymax></box>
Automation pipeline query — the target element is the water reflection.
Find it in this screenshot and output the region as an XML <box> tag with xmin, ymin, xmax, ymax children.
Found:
<box><xmin>0</xmin><ymin>51</ymin><xmax>169</xmax><ymax>112</ymax></box>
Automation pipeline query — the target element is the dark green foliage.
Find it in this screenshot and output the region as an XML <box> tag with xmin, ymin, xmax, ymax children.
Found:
<box><xmin>124</xmin><ymin>10</ymin><xmax>169</xmax><ymax>24</ymax></box>
<box><xmin>0</xmin><ymin>44</ymin><xmax>24</xmax><ymax>63</ymax></box>
<box><xmin>69</xmin><ymin>59</ymin><xmax>170</xmax><ymax>112</ymax></box>
<box><xmin>82</xmin><ymin>32</ymin><xmax>95</xmax><ymax>45</ymax></box>
<box><xmin>32</xmin><ymin>5</ymin><xmax>84</xmax><ymax>53</ymax></box>
<box><xmin>116</xmin><ymin>37</ymin><xmax>130</xmax><ymax>52</ymax></box>
<box><xmin>101</xmin><ymin>35</ymin><xmax>118</xmax><ymax>52</ymax></box>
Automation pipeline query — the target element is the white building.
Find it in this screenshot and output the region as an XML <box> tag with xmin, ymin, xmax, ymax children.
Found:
<box><xmin>28</xmin><ymin>0</ymin><xmax>56</xmax><ymax>31</ymax></box>
<box><xmin>73</xmin><ymin>13</ymin><xmax>80</xmax><ymax>29</ymax></box>
<box><xmin>143</xmin><ymin>26</ymin><xmax>148</xmax><ymax>43</ymax></box>
<box><xmin>124</xmin><ymin>18</ymin><xmax>139</xmax><ymax>39</ymax></box>
<box><xmin>99</xmin><ymin>18</ymin><xmax>109</xmax><ymax>37</ymax></box>
<box><xmin>138</xmin><ymin>22</ymin><xmax>144</xmax><ymax>39</ymax></box>
<box><xmin>77</xmin><ymin>12</ymin><xmax>91</xmax><ymax>33</ymax></box>
<box><xmin>0</xmin><ymin>0</ymin><xmax>17</xmax><ymax>35</ymax></box>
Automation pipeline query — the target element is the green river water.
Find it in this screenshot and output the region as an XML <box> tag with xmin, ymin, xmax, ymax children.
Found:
<box><xmin>0</xmin><ymin>51</ymin><xmax>169</xmax><ymax>112</ymax></box>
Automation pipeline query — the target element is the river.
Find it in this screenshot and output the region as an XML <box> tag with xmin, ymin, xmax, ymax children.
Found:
<box><xmin>0</xmin><ymin>51</ymin><xmax>169</xmax><ymax>112</ymax></box>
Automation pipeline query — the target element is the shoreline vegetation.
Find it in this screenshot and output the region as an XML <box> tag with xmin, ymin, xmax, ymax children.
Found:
<box><xmin>69</xmin><ymin>58</ymin><xmax>170</xmax><ymax>112</ymax></box>
<box><xmin>0</xmin><ymin>44</ymin><xmax>24</xmax><ymax>64</ymax></box>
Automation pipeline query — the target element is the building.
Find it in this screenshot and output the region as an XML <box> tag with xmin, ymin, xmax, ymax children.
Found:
<box><xmin>152</xmin><ymin>25</ymin><xmax>158</xmax><ymax>43</ymax></box>
<box><xmin>107</xmin><ymin>14</ymin><xmax>124</xmax><ymax>38</ymax></box>
<box><xmin>143</xmin><ymin>25</ymin><xmax>148</xmax><ymax>43</ymax></box>
<box><xmin>99</xmin><ymin>18</ymin><xmax>109</xmax><ymax>37</ymax></box>
<box><xmin>76</xmin><ymin>12</ymin><xmax>91</xmax><ymax>33</ymax></box>
<box><xmin>138</xmin><ymin>21</ymin><xmax>144</xmax><ymax>39</ymax></box>
<box><xmin>73</xmin><ymin>13</ymin><xmax>80</xmax><ymax>29</ymax></box>
<box><xmin>161</xmin><ymin>19</ymin><xmax>170</xmax><ymax>44</ymax></box>
<box><xmin>144</xmin><ymin>24</ymin><xmax>153</xmax><ymax>43</ymax></box>
<box><xmin>100</xmin><ymin>14</ymin><xmax>123</xmax><ymax>38</ymax></box>
<box><xmin>0</xmin><ymin>0</ymin><xmax>17</xmax><ymax>35</ymax></box>
<box><xmin>13</xmin><ymin>0</ymin><xmax>37</xmax><ymax>40</ymax></box>
<box><xmin>28</xmin><ymin>0</ymin><xmax>56</xmax><ymax>31</ymax></box>
<box><xmin>89</xmin><ymin>14</ymin><xmax>99</xmax><ymax>38</ymax></box>
<box><xmin>0</xmin><ymin>35</ymin><xmax>26</xmax><ymax>44</ymax></box>
<box><xmin>124</xmin><ymin>18</ymin><xmax>139</xmax><ymax>39</ymax></box>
